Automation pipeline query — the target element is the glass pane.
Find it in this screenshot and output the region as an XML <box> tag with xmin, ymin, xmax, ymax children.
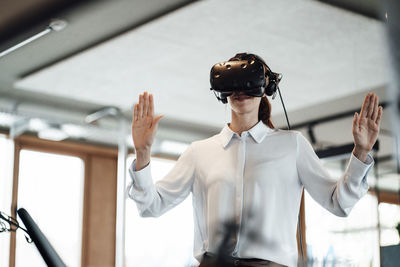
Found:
<box><xmin>125</xmin><ymin>156</ymin><xmax>196</xmax><ymax>267</ymax></box>
<box><xmin>15</xmin><ymin>150</ymin><xmax>84</xmax><ymax>267</ymax></box>
<box><xmin>379</xmin><ymin>202</ymin><xmax>400</xmax><ymax>247</ymax></box>
<box><xmin>0</xmin><ymin>134</ymin><xmax>14</xmax><ymax>267</ymax></box>
<box><xmin>305</xmin><ymin>190</ymin><xmax>380</xmax><ymax>266</ymax></box>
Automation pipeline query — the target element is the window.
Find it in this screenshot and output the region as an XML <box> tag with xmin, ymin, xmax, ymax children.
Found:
<box><xmin>15</xmin><ymin>150</ymin><xmax>84</xmax><ymax>267</ymax></box>
<box><xmin>305</xmin><ymin>191</ymin><xmax>379</xmax><ymax>266</ymax></box>
<box><xmin>125</xmin><ymin>156</ymin><xmax>197</xmax><ymax>267</ymax></box>
<box><xmin>0</xmin><ymin>134</ymin><xmax>14</xmax><ymax>267</ymax></box>
<box><xmin>379</xmin><ymin>202</ymin><xmax>400</xmax><ymax>246</ymax></box>
<box><xmin>305</xmin><ymin>159</ymin><xmax>383</xmax><ymax>266</ymax></box>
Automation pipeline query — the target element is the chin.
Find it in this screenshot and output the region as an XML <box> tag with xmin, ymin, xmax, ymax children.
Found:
<box><xmin>231</xmin><ymin>105</ymin><xmax>257</xmax><ymax>115</ymax></box>
<box><xmin>230</xmin><ymin>99</ymin><xmax>258</xmax><ymax>112</ymax></box>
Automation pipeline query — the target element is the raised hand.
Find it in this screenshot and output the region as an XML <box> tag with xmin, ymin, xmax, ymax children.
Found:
<box><xmin>132</xmin><ymin>91</ymin><xmax>163</xmax><ymax>170</ymax></box>
<box><xmin>352</xmin><ymin>93</ymin><xmax>383</xmax><ymax>162</ymax></box>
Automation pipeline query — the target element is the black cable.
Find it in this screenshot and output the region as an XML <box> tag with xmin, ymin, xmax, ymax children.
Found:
<box><xmin>0</xmin><ymin>211</ymin><xmax>32</xmax><ymax>243</ymax></box>
<box><xmin>276</xmin><ymin>87</ymin><xmax>305</xmax><ymax>266</ymax></box>
<box><xmin>277</xmin><ymin>87</ymin><xmax>291</xmax><ymax>130</ymax></box>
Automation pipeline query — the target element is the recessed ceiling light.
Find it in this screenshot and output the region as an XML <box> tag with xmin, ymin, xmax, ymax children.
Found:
<box><xmin>38</xmin><ymin>127</ymin><xmax>69</xmax><ymax>141</ymax></box>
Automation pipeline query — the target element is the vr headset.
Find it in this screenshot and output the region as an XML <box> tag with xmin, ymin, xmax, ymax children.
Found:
<box><xmin>210</xmin><ymin>53</ymin><xmax>282</xmax><ymax>104</ymax></box>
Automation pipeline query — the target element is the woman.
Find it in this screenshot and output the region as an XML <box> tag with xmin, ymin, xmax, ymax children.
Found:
<box><xmin>128</xmin><ymin>53</ymin><xmax>382</xmax><ymax>267</ymax></box>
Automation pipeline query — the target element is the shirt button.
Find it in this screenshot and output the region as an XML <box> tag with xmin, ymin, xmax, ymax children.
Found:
<box><xmin>234</xmin><ymin>259</ymin><xmax>240</xmax><ymax>266</ymax></box>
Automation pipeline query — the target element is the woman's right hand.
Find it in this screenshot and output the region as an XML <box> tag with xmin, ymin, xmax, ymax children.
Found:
<box><xmin>132</xmin><ymin>92</ymin><xmax>163</xmax><ymax>169</ymax></box>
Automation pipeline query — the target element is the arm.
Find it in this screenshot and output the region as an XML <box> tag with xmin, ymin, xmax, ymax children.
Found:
<box><xmin>128</xmin><ymin>145</ymin><xmax>195</xmax><ymax>218</ymax></box>
<box><xmin>296</xmin><ymin>132</ymin><xmax>373</xmax><ymax>217</ymax></box>
<box><xmin>128</xmin><ymin>91</ymin><xmax>195</xmax><ymax>217</ymax></box>
<box><xmin>297</xmin><ymin>93</ymin><xmax>382</xmax><ymax>216</ymax></box>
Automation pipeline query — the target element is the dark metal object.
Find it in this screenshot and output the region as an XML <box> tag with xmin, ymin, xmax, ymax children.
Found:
<box><xmin>17</xmin><ymin>208</ymin><xmax>66</xmax><ymax>267</ymax></box>
<box><xmin>0</xmin><ymin>211</ymin><xmax>31</xmax><ymax>242</ymax></box>
<box><xmin>315</xmin><ymin>141</ymin><xmax>379</xmax><ymax>159</ymax></box>
<box><xmin>0</xmin><ymin>0</ymin><xmax>93</xmax><ymax>45</ymax></box>
<box><xmin>287</xmin><ymin>101</ymin><xmax>390</xmax><ymax>131</ymax></box>
<box><xmin>317</xmin><ymin>0</ymin><xmax>381</xmax><ymax>20</ymax></box>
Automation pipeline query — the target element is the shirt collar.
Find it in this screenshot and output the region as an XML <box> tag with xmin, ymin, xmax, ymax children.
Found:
<box><xmin>219</xmin><ymin>120</ymin><xmax>275</xmax><ymax>148</ymax></box>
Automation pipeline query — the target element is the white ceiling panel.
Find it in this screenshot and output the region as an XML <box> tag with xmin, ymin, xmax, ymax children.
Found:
<box><xmin>14</xmin><ymin>0</ymin><xmax>389</xmax><ymax>128</ymax></box>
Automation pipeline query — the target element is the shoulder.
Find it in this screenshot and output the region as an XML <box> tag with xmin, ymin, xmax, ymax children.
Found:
<box><xmin>191</xmin><ymin>133</ymin><xmax>221</xmax><ymax>149</ymax></box>
<box><xmin>267</xmin><ymin>129</ymin><xmax>311</xmax><ymax>149</ymax></box>
<box><xmin>182</xmin><ymin>134</ymin><xmax>221</xmax><ymax>164</ymax></box>
<box><xmin>270</xmin><ymin>128</ymin><xmax>303</xmax><ymax>139</ymax></box>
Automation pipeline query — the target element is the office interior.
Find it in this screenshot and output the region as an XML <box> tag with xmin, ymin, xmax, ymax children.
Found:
<box><xmin>0</xmin><ymin>0</ymin><xmax>399</xmax><ymax>266</ymax></box>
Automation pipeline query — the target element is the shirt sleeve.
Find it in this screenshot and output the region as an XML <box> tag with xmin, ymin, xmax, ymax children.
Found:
<box><xmin>296</xmin><ymin>132</ymin><xmax>374</xmax><ymax>217</ymax></box>
<box><xmin>127</xmin><ymin>144</ymin><xmax>196</xmax><ymax>217</ymax></box>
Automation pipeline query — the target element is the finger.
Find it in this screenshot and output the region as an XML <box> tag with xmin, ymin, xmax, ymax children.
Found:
<box><xmin>360</xmin><ymin>93</ymin><xmax>370</xmax><ymax>118</ymax></box>
<box><xmin>366</xmin><ymin>93</ymin><xmax>374</xmax><ymax>118</ymax></box>
<box><xmin>138</xmin><ymin>94</ymin><xmax>144</xmax><ymax>118</ymax></box>
<box><xmin>149</xmin><ymin>94</ymin><xmax>154</xmax><ymax>117</ymax></box>
<box><xmin>151</xmin><ymin>115</ymin><xmax>164</xmax><ymax>130</ymax></box>
<box><xmin>143</xmin><ymin>91</ymin><xmax>149</xmax><ymax>117</ymax></box>
<box><xmin>133</xmin><ymin>103</ymin><xmax>139</xmax><ymax>122</ymax></box>
<box><xmin>376</xmin><ymin>106</ymin><xmax>383</xmax><ymax>125</ymax></box>
<box><xmin>132</xmin><ymin>103</ymin><xmax>136</xmax><ymax>123</ymax></box>
<box><xmin>353</xmin><ymin>112</ymin><xmax>359</xmax><ymax>130</ymax></box>
<box><xmin>371</xmin><ymin>95</ymin><xmax>379</xmax><ymax>121</ymax></box>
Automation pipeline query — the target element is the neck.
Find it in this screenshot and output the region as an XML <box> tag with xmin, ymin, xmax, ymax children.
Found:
<box><xmin>229</xmin><ymin>110</ymin><xmax>259</xmax><ymax>136</ymax></box>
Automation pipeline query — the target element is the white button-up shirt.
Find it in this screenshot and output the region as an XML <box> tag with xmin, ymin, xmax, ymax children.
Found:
<box><xmin>128</xmin><ymin>121</ymin><xmax>373</xmax><ymax>267</ymax></box>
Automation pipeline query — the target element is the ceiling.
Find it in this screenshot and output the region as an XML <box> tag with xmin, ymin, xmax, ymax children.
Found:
<box><xmin>0</xmin><ymin>0</ymin><xmax>398</xmax><ymax>189</ymax></box>
<box><xmin>13</xmin><ymin>0</ymin><xmax>389</xmax><ymax>126</ymax></box>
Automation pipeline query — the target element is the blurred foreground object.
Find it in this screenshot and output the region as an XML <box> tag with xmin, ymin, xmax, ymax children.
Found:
<box><xmin>383</xmin><ymin>0</ymin><xmax>400</xmax><ymax>161</ymax></box>
<box><xmin>17</xmin><ymin>208</ymin><xmax>66</xmax><ymax>267</ymax></box>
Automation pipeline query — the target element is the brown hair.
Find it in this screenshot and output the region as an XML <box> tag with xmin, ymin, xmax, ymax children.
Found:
<box><xmin>258</xmin><ymin>95</ymin><xmax>274</xmax><ymax>129</ymax></box>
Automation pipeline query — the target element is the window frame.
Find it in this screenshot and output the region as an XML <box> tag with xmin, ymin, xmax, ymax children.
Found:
<box><xmin>6</xmin><ymin>133</ymin><xmax>120</xmax><ymax>267</ymax></box>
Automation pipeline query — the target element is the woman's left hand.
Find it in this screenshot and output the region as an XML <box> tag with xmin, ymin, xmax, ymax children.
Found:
<box><xmin>352</xmin><ymin>93</ymin><xmax>383</xmax><ymax>162</ymax></box>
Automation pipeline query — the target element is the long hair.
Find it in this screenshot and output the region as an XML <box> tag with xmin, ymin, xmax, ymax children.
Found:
<box><xmin>229</xmin><ymin>53</ymin><xmax>275</xmax><ymax>129</ymax></box>
<box><xmin>258</xmin><ymin>95</ymin><xmax>274</xmax><ymax>128</ymax></box>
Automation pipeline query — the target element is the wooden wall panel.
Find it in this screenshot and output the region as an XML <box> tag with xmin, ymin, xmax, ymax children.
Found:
<box><xmin>369</xmin><ymin>190</ymin><xmax>400</xmax><ymax>205</ymax></box>
<box><xmin>81</xmin><ymin>155</ymin><xmax>117</xmax><ymax>267</ymax></box>
<box><xmin>8</xmin><ymin>134</ymin><xmax>119</xmax><ymax>267</ymax></box>
<box><xmin>8</xmin><ymin>142</ymin><xmax>20</xmax><ymax>267</ymax></box>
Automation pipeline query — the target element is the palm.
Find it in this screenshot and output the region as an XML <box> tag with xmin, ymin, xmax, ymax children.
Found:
<box><xmin>352</xmin><ymin>93</ymin><xmax>382</xmax><ymax>152</ymax></box>
<box><xmin>131</xmin><ymin>92</ymin><xmax>163</xmax><ymax>151</ymax></box>
<box><xmin>132</xmin><ymin>116</ymin><xmax>154</xmax><ymax>148</ymax></box>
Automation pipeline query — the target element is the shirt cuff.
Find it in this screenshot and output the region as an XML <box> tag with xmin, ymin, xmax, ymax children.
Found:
<box><xmin>351</xmin><ymin>152</ymin><xmax>374</xmax><ymax>166</ymax></box>
<box><xmin>347</xmin><ymin>153</ymin><xmax>374</xmax><ymax>185</ymax></box>
<box><xmin>129</xmin><ymin>159</ymin><xmax>152</xmax><ymax>189</ymax></box>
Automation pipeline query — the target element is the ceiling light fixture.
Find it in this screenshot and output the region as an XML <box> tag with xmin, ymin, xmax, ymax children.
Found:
<box><xmin>0</xmin><ymin>19</ymin><xmax>67</xmax><ymax>59</ymax></box>
<box><xmin>38</xmin><ymin>124</ymin><xmax>69</xmax><ymax>141</ymax></box>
